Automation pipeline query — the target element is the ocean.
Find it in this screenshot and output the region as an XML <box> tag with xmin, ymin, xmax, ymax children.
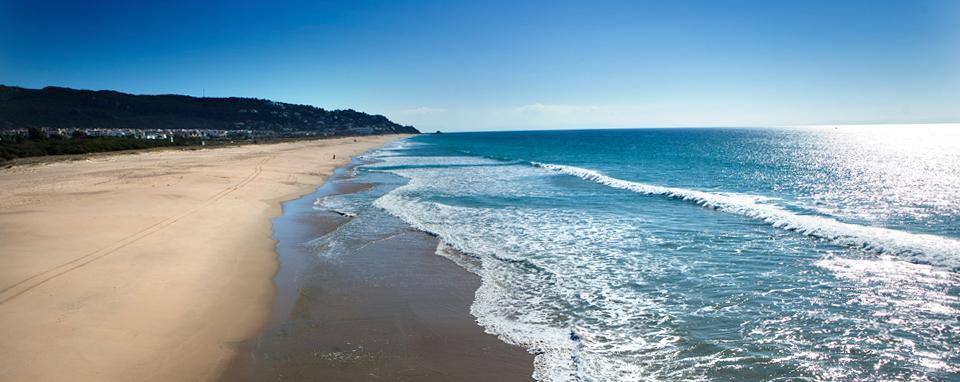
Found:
<box><xmin>317</xmin><ymin>126</ymin><xmax>960</xmax><ymax>381</ymax></box>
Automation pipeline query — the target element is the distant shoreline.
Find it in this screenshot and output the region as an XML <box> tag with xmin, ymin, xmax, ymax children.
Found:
<box><xmin>0</xmin><ymin>134</ymin><xmax>405</xmax><ymax>167</ymax></box>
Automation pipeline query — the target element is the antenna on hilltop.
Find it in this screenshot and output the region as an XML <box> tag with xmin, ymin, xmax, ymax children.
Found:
<box><xmin>202</xmin><ymin>88</ymin><xmax>205</xmax><ymax>98</ymax></box>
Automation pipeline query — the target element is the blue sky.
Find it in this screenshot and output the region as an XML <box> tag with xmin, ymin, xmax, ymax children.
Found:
<box><xmin>1</xmin><ymin>0</ymin><xmax>958</xmax><ymax>131</ymax></box>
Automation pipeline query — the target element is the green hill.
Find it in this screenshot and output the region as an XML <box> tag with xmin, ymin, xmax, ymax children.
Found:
<box><xmin>0</xmin><ymin>85</ymin><xmax>419</xmax><ymax>135</ymax></box>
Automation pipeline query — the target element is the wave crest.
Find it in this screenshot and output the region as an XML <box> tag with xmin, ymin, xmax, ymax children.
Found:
<box><xmin>533</xmin><ymin>162</ymin><xmax>960</xmax><ymax>270</ymax></box>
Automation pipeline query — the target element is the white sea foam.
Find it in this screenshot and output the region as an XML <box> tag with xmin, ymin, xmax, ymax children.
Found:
<box><xmin>371</xmin><ymin>159</ymin><xmax>700</xmax><ymax>382</ymax></box>
<box><xmin>534</xmin><ymin>162</ymin><xmax>960</xmax><ymax>270</ymax></box>
<box><xmin>314</xmin><ymin>194</ymin><xmax>362</xmax><ymax>217</ymax></box>
<box><xmin>364</xmin><ymin>155</ymin><xmax>507</xmax><ymax>168</ymax></box>
<box><xmin>376</xmin><ymin>191</ymin><xmax>580</xmax><ymax>380</ymax></box>
<box><xmin>380</xmin><ymin>194</ymin><xmax>668</xmax><ymax>381</ymax></box>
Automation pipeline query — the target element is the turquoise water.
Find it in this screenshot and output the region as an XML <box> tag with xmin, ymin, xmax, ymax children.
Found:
<box><xmin>335</xmin><ymin>127</ymin><xmax>960</xmax><ymax>381</ymax></box>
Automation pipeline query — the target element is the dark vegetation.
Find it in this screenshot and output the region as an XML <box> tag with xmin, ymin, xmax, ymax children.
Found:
<box><xmin>0</xmin><ymin>85</ymin><xmax>419</xmax><ymax>133</ymax></box>
<box><xmin>0</xmin><ymin>129</ymin><xmax>198</xmax><ymax>161</ymax></box>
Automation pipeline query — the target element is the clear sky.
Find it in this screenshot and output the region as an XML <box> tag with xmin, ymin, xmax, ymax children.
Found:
<box><xmin>2</xmin><ymin>0</ymin><xmax>958</xmax><ymax>131</ymax></box>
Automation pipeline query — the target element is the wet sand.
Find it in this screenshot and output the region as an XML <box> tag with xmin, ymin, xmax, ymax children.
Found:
<box><xmin>221</xmin><ymin>162</ymin><xmax>534</xmax><ymax>381</ymax></box>
<box><xmin>0</xmin><ymin>136</ymin><xmax>406</xmax><ymax>381</ymax></box>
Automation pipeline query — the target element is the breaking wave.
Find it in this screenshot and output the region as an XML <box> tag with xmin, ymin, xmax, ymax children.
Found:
<box><xmin>533</xmin><ymin>162</ymin><xmax>960</xmax><ymax>270</ymax></box>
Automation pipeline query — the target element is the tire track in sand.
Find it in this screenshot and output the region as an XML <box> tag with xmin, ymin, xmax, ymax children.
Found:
<box><xmin>0</xmin><ymin>155</ymin><xmax>273</xmax><ymax>304</ymax></box>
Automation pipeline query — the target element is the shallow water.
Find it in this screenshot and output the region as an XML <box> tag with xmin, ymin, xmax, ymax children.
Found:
<box><xmin>339</xmin><ymin>127</ymin><xmax>960</xmax><ymax>381</ymax></box>
<box><xmin>224</xmin><ymin>157</ymin><xmax>534</xmax><ymax>381</ymax></box>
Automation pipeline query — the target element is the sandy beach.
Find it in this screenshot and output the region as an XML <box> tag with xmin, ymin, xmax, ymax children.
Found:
<box><xmin>0</xmin><ymin>135</ymin><xmax>405</xmax><ymax>381</ymax></box>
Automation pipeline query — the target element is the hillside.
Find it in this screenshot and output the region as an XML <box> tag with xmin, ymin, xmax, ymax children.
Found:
<box><xmin>0</xmin><ymin>85</ymin><xmax>419</xmax><ymax>135</ymax></box>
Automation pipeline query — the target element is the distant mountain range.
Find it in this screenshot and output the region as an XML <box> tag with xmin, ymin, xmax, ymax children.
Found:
<box><xmin>0</xmin><ymin>85</ymin><xmax>419</xmax><ymax>135</ymax></box>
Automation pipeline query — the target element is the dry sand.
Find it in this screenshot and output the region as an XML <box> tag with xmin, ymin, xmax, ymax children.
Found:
<box><xmin>0</xmin><ymin>135</ymin><xmax>406</xmax><ymax>381</ymax></box>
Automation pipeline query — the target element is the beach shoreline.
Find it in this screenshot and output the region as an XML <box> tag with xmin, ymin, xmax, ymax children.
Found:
<box><xmin>0</xmin><ymin>135</ymin><xmax>407</xmax><ymax>381</ymax></box>
<box><xmin>220</xmin><ymin>155</ymin><xmax>535</xmax><ymax>381</ymax></box>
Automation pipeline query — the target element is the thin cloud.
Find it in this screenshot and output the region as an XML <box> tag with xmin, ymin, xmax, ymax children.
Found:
<box><xmin>515</xmin><ymin>103</ymin><xmax>601</xmax><ymax>114</ymax></box>
<box><xmin>400</xmin><ymin>106</ymin><xmax>446</xmax><ymax>115</ymax></box>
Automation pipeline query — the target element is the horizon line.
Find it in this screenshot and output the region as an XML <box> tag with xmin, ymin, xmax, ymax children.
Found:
<box><xmin>439</xmin><ymin>123</ymin><xmax>960</xmax><ymax>134</ymax></box>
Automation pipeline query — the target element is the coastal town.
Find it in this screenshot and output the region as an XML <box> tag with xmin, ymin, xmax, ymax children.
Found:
<box><xmin>0</xmin><ymin>125</ymin><xmax>380</xmax><ymax>142</ymax></box>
